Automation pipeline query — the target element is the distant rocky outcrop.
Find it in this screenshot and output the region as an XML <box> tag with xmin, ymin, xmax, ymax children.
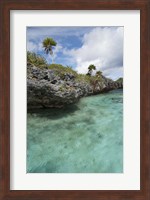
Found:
<box><xmin>27</xmin><ymin>64</ymin><xmax>123</xmax><ymax>109</ymax></box>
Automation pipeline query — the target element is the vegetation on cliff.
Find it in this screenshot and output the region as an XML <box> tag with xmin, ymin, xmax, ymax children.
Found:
<box><xmin>116</xmin><ymin>77</ymin><xmax>123</xmax><ymax>83</ymax></box>
<box><xmin>27</xmin><ymin>33</ymin><xmax>123</xmax><ymax>86</ymax></box>
<box><xmin>27</xmin><ymin>51</ymin><xmax>105</xmax><ymax>84</ymax></box>
<box><xmin>27</xmin><ymin>51</ymin><xmax>48</xmax><ymax>68</ymax></box>
<box><xmin>27</xmin><ymin>51</ymin><xmax>123</xmax><ymax>108</ymax></box>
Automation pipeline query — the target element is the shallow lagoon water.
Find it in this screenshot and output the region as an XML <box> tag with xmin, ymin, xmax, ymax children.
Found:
<box><xmin>27</xmin><ymin>89</ymin><xmax>123</xmax><ymax>173</ymax></box>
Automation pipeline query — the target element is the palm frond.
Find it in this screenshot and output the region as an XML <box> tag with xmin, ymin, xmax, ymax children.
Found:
<box><xmin>42</xmin><ymin>37</ymin><xmax>57</xmax><ymax>47</ymax></box>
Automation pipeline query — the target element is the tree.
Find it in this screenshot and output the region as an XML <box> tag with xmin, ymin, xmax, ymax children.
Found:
<box><xmin>96</xmin><ymin>70</ymin><xmax>102</xmax><ymax>78</ymax></box>
<box><xmin>86</xmin><ymin>64</ymin><xmax>96</xmax><ymax>76</ymax></box>
<box><xmin>42</xmin><ymin>37</ymin><xmax>57</xmax><ymax>63</ymax></box>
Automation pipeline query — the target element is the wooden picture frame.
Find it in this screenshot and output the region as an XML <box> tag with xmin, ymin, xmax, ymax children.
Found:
<box><xmin>0</xmin><ymin>0</ymin><xmax>149</xmax><ymax>199</ymax></box>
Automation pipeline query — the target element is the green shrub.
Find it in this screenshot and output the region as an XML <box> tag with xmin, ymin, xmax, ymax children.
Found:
<box><xmin>76</xmin><ymin>73</ymin><xmax>102</xmax><ymax>83</ymax></box>
<box><xmin>116</xmin><ymin>78</ymin><xmax>123</xmax><ymax>83</ymax></box>
<box><xmin>48</xmin><ymin>64</ymin><xmax>78</xmax><ymax>78</ymax></box>
<box><xmin>27</xmin><ymin>51</ymin><xmax>48</xmax><ymax>68</ymax></box>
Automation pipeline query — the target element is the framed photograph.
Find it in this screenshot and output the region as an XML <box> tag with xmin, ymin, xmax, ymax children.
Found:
<box><xmin>0</xmin><ymin>0</ymin><xmax>150</xmax><ymax>199</ymax></box>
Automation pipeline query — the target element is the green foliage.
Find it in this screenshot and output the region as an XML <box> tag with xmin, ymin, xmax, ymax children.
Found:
<box><xmin>76</xmin><ymin>74</ymin><xmax>90</xmax><ymax>82</ymax></box>
<box><xmin>89</xmin><ymin>75</ymin><xmax>102</xmax><ymax>83</ymax></box>
<box><xmin>43</xmin><ymin>37</ymin><xmax>57</xmax><ymax>47</ymax></box>
<box><xmin>86</xmin><ymin>72</ymin><xmax>91</xmax><ymax>76</ymax></box>
<box><xmin>27</xmin><ymin>51</ymin><xmax>47</xmax><ymax>68</ymax></box>
<box><xmin>116</xmin><ymin>78</ymin><xmax>123</xmax><ymax>82</ymax></box>
<box><xmin>76</xmin><ymin>73</ymin><xmax>101</xmax><ymax>84</ymax></box>
<box><xmin>48</xmin><ymin>64</ymin><xmax>102</xmax><ymax>84</ymax></box>
<box><xmin>27</xmin><ymin>52</ymin><xmax>105</xmax><ymax>86</ymax></box>
<box><xmin>42</xmin><ymin>37</ymin><xmax>57</xmax><ymax>55</ymax></box>
<box><xmin>87</xmin><ymin>64</ymin><xmax>96</xmax><ymax>76</ymax></box>
<box><xmin>48</xmin><ymin>64</ymin><xmax>78</xmax><ymax>78</ymax></box>
<box><xmin>96</xmin><ymin>71</ymin><xmax>102</xmax><ymax>77</ymax></box>
<box><xmin>88</xmin><ymin>64</ymin><xmax>96</xmax><ymax>71</ymax></box>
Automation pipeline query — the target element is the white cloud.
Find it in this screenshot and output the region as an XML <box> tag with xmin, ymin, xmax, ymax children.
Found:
<box><xmin>27</xmin><ymin>41</ymin><xmax>37</xmax><ymax>52</ymax></box>
<box><xmin>53</xmin><ymin>44</ymin><xmax>62</xmax><ymax>59</ymax></box>
<box><xmin>27</xmin><ymin>27</ymin><xmax>123</xmax><ymax>80</ymax></box>
<box><xmin>64</xmin><ymin>27</ymin><xmax>123</xmax><ymax>80</ymax></box>
<box><xmin>27</xmin><ymin>41</ymin><xmax>43</xmax><ymax>52</ymax></box>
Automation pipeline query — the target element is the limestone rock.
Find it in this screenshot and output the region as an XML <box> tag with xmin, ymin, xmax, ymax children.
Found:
<box><xmin>27</xmin><ymin>64</ymin><xmax>123</xmax><ymax>108</ymax></box>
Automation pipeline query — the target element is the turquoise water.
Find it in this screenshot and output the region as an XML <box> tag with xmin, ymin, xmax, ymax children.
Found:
<box><xmin>27</xmin><ymin>89</ymin><xmax>123</xmax><ymax>173</ymax></box>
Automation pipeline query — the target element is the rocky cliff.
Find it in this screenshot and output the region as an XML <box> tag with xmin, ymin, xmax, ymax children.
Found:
<box><xmin>27</xmin><ymin>64</ymin><xmax>123</xmax><ymax>109</ymax></box>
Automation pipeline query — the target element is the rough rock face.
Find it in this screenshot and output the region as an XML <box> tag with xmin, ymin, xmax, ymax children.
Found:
<box><xmin>27</xmin><ymin>64</ymin><xmax>123</xmax><ymax>108</ymax></box>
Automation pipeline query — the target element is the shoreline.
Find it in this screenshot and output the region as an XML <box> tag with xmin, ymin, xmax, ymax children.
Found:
<box><xmin>27</xmin><ymin>89</ymin><xmax>123</xmax><ymax>111</ymax></box>
<box><xmin>27</xmin><ymin>64</ymin><xmax>123</xmax><ymax>109</ymax></box>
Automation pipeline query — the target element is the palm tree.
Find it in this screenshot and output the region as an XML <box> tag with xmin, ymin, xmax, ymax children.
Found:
<box><xmin>42</xmin><ymin>37</ymin><xmax>57</xmax><ymax>63</ymax></box>
<box><xmin>86</xmin><ymin>64</ymin><xmax>96</xmax><ymax>76</ymax></box>
<box><xmin>96</xmin><ymin>70</ymin><xmax>102</xmax><ymax>78</ymax></box>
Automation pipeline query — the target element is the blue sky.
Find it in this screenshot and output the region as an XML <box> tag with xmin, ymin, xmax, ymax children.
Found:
<box><xmin>27</xmin><ymin>26</ymin><xmax>123</xmax><ymax>80</ymax></box>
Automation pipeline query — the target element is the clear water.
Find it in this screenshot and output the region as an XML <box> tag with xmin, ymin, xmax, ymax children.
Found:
<box><xmin>27</xmin><ymin>89</ymin><xmax>123</xmax><ymax>173</ymax></box>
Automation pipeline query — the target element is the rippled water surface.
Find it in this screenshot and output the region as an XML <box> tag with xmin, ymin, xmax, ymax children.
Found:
<box><xmin>27</xmin><ymin>89</ymin><xmax>123</xmax><ymax>173</ymax></box>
